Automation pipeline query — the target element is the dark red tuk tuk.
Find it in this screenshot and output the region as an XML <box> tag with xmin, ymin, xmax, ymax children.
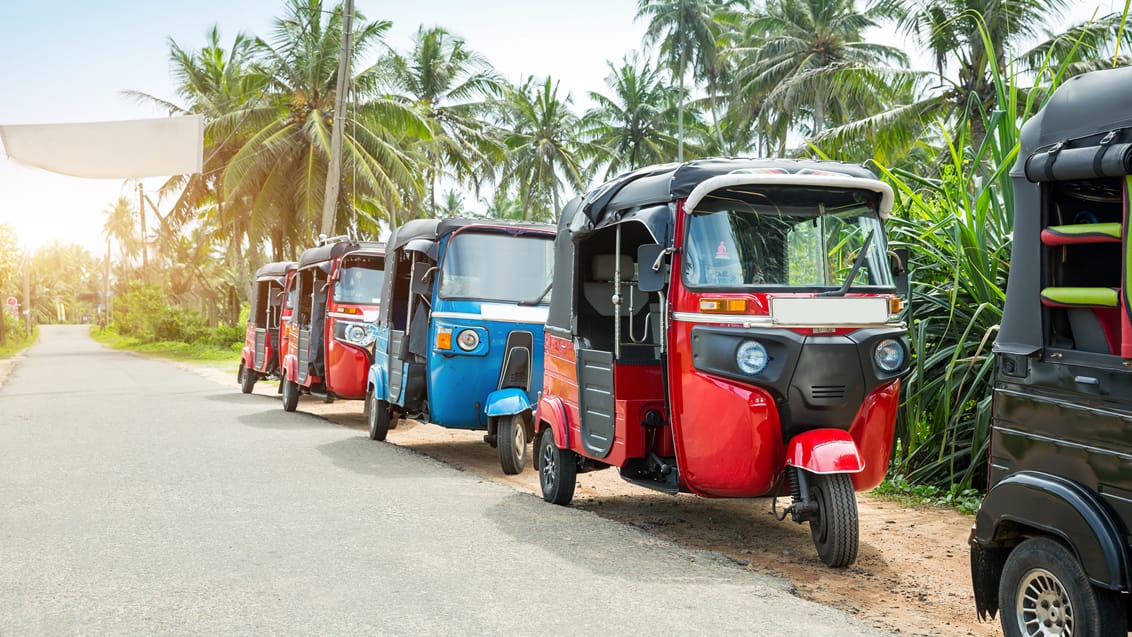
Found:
<box><xmin>535</xmin><ymin>158</ymin><xmax>909</xmax><ymax>567</ymax></box>
<box><xmin>281</xmin><ymin>239</ymin><xmax>384</xmax><ymax>411</ymax></box>
<box><xmin>239</xmin><ymin>261</ymin><xmax>296</xmax><ymax>393</ymax></box>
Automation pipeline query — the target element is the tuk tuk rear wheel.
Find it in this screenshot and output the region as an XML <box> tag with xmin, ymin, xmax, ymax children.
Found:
<box><xmin>497</xmin><ymin>415</ymin><xmax>527</xmax><ymax>475</ymax></box>
<box><xmin>366</xmin><ymin>390</ymin><xmax>391</xmax><ymax>442</ymax></box>
<box><xmin>808</xmin><ymin>473</ymin><xmax>858</xmax><ymax>567</ymax></box>
<box><xmin>239</xmin><ymin>362</ymin><xmax>256</xmax><ymax>394</ymax></box>
<box><xmin>998</xmin><ymin>536</ymin><xmax>1125</xmax><ymax>637</ymax></box>
<box><xmin>282</xmin><ymin>376</ymin><xmax>299</xmax><ymax>412</ymax></box>
<box><xmin>538</xmin><ymin>428</ymin><xmax>576</xmax><ymax>505</ymax></box>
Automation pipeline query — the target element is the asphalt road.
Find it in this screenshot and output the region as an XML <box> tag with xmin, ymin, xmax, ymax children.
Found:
<box><xmin>0</xmin><ymin>325</ymin><xmax>890</xmax><ymax>636</ymax></box>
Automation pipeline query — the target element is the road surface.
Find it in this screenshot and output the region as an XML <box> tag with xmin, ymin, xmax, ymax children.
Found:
<box><xmin>0</xmin><ymin>325</ymin><xmax>889</xmax><ymax>635</ymax></box>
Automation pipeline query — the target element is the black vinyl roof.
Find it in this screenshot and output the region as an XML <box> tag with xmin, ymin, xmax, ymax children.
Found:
<box><xmin>579</xmin><ymin>157</ymin><xmax>879</xmax><ymax>225</ymax></box>
<box><xmin>388</xmin><ymin>217</ymin><xmax>555</xmax><ymax>253</ymax></box>
<box><xmin>563</xmin><ymin>157</ymin><xmax>881</xmax><ymax>242</ymax></box>
<box><xmin>1016</xmin><ymin>66</ymin><xmax>1132</xmax><ymax>182</ymax></box>
<box><xmin>297</xmin><ymin>240</ymin><xmax>384</xmax><ymax>270</ymax></box>
<box><xmin>253</xmin><ymin>261</ymin><xmax>295</xmax><ymax>281</ymax></box>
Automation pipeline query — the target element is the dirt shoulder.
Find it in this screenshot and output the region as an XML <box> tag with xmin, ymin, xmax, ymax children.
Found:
<box><xmin>194</xmin><ymin>364</ymin><xmax>999</xmax><ymax>637</ymax></box>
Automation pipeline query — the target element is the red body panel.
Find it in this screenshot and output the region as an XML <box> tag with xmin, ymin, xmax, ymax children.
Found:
<box><xmin>540</xmin><ymin>332</ymin><xmax>581</xmax><ymax>449</ymax></box>
<box><xmin>242</xmin><ymin>323</ymin><xmax>257</xmax><ymax>370</ymax></box>
<box><xmin>846</xmin><ymin>380</ymin><xmax>900</xmax><ymax>491</ymax></box>
<box><xmin>324</xmin><ymin>327</ymin><xmax>369</xmax><ymax>400</ymax></box>
<box><xmin>786</xmin><ymin>429</ymin><xmax>865</xmax><ymax>474</ymax></box>
<box><xmin>667</xmin><ymin>324</ymin><xmax>785</xmax><ymax>497</ymax></box>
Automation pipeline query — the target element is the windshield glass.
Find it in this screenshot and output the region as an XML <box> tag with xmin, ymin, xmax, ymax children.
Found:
<box><xmin>439</xmin><ymin>231</ymin><xmax>554</xmax><ymax>304</ymax></box>
<box><xmin>682</xmin><ymin>185</ymin><xmax>893</xmax><ymax>290</ymax></box>
<box><xmin>333</xmin><ymin>257</ymin><xmax>385</xmax><ymax>304</ymax></box>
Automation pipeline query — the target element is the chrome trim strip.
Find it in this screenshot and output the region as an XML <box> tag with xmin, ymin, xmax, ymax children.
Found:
<box><xmin>670</xmin><ymin>311</ymin><xmax>903</xmax><ymax>329</ymax></box>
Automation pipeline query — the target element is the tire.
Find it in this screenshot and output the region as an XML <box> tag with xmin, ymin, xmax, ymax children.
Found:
<box><xmin>366</xmin><ymin>390</ymin><xmax>391</xmax><ymax>442</ymax></box>
<box><xmin>808</xmin><ymin>473</ymin><xmax>859</xmax><ymax>567</ymax></box>
<box><xmin>281</xmin><ymin>375</ymin><xmax>299</xmax><ymax>412</ymax></box>
<box><xmin>998</xmin><ymin>536</ymin><xmax>1126</xmax><ymax>637</ymax></box>
<box><xmin>239</xmin><ymin>361</ymin><xmax>256</xmax><ymax>394</ymax></box>
<box><xmin>497</xmin><ymin>415</ymin><xmax>528</xmax><ymax>475</ymax></box>
<box><xmin>538</xmin><ymin>428</ymin><xmax>576</xmax><ymax>505</ymax></box>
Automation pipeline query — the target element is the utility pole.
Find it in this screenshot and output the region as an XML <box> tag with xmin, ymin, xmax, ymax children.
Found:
<box><xmin>22</xmin><ymin>250</ymin><xmax>30</xmax><ymax>339</ymax></box>
<box><xmin>103</xmin><ymin>237</ymin><xmax>112</xmax><ymax>327</ymax></box>
<box><xmin>137</xmin><ymin>183</ymin><xmax>148</xmax><ymax>270</ymax></box>
<box><xmin>319</xmin><ymin>0</ymin><xmax>355</xmax><ymax>238</ymax></box>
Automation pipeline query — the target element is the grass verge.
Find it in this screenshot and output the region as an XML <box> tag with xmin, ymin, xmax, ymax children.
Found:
<box><xmin>0</xmin><ymin>327</ymin><xmax>38</xmax><ymax>359</ymax></box>
<box><xmin>90</xmin><ymin>325</ymin><xmax>241</xmax><ymax>367</ymax></box>
<box><xmin>871</xmin><ymin>475</ymin><xmax>982</xmax><ymax>514</ymax></box>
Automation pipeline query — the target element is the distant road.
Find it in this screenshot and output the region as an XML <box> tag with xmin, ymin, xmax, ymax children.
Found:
<box><xmin>0</xmin><ymin>325</ymin><xmax>888</xmax><ymax>635</ymax></box>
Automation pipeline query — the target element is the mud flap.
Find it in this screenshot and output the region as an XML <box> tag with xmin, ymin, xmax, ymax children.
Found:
<box><xmin>970</xmin><ymin>542</ymin><xmax>1007</xmax><ymax>620</ymax></box>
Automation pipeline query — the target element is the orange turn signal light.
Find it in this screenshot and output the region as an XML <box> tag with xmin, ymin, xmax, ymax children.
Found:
<box><xmin>437</xmin><ymin>332</ymin><xmax>452</xmax><ymax>350</ymax></box>
<box><xmin>888</xmin><ymin>296</ymin><xmax>903</xmax><ymax>314</ymax></box>
<box><xmin>700</xmin><ymin>298</ymin><xmax>748</xmax><ymax>313</ymax></box>
<box><xmin>337</xmin><ymin>306</ymin><xmax>361</xmax><ymax>315</ymax></box>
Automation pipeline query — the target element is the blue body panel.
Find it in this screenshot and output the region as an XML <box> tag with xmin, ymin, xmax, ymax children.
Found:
<box><xmin>366</xmin><ymin>232</ymin><xmax>549</xmax><ymax>430</ymax></box>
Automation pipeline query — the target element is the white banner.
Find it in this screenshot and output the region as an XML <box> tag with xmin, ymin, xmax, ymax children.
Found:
<box><xmin>0</xmin><ymin>115</ymin><xmax>203</xmax><ymax>178</ymax></box>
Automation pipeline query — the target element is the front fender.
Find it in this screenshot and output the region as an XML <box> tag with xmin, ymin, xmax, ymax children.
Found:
<box><xmin>281</xmin><ymin>354</ymin><xmax>297</xmax><ymax>382</ymax></box>
<box><xmin>786</xmin><ymin>429</ymin><xmax>865</xmax><ymax>474</ymax></box>
<box><xmin>484</xmin><ymin>387</ymin><xmax>532</xmax><ymax>418</ymax></box>
<box><xmin>973</xmin><ymin>471</ymin><xmax>1128</xmax><ymax>591</ymax></box>
<box><xmin>367</xmin><ymin>364</ymin><xmax>388</xmax><ymax>401</ymax></box>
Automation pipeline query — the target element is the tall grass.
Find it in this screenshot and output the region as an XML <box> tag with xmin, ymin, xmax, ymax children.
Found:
<box><xmin>870</xmin><ymin>19</ymin><xmax>1090</xmax><ymax>490</ymax></box>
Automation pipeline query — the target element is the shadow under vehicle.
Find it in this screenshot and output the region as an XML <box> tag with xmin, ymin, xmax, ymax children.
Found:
<box><xmin>970</xmin><ymin>66</ymin><xmax>1132</xmax><ymax>637</ymax></box>
<box><xmin>534</xmin><ymin>158</ymin><xmax>910</xmax><ymax>567</ymax></box>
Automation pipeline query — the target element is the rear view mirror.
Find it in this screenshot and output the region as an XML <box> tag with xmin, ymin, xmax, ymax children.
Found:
<box><xmin>637</xmin><ymin>244</ymin><xmax>667</xmax><ymax>292</ymax></box>
<box><xmin>410</xmin><ymin>262</ymin><xmax>435</xmax><ymax>295</ymax></box>
<box><xmin>890</xmin><ymin>248</ymin><xmax>909</xmax><ymax>297</ymax></box>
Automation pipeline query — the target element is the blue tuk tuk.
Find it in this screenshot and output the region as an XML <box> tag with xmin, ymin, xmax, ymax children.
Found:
<box><xmin>366</xmin><ymin>218</ymin><xmax>556</xmax><ymax>474</ymax></box>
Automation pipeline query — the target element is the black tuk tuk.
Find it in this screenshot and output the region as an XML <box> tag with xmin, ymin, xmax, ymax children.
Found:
<box><xmin>970</xmin><ymin>66</ymin><xmax>1132</xmax><ymax>636</ymax></box>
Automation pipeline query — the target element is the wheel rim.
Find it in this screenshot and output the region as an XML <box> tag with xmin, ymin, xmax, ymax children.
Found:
<box><xmin>1015</xmin><ymin>567</ymin><xmax>1073</xmax><ymax>636</ymax></box>
<box><xmin>510</xmin><ymin>418</ymin><xmax>525</xmax><ymax>462</ymax></box>
<box><xmin>541</xmin><ymin>436</ymin><xmax>557</xmax><ymax>491</ymax></box>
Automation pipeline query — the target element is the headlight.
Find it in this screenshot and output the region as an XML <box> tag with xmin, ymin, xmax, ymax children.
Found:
<box><xmin>736</xmin><ymin>340</ymin><xmax>769</xmax><ymax>375</ymax></box>
<box><xmin>456</xmin><ymin>329</ymin><xmax>480</xmax><ymax>351</ymax></box>
<box><xmin>334</xmin><ymin>320</ymin><xmax>377</xmax><ymax>348</ymax></box>
<box><xmin>874</xmin><ymin>338</ymin><xmax>905</xmax><ymax>372</ymax></box>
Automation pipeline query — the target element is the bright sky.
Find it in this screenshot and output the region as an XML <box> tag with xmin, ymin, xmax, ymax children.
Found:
<box><xmin>0</xmin><ymin>0</ymin><xmax>1122</xmax><ymax>253</ymax></box>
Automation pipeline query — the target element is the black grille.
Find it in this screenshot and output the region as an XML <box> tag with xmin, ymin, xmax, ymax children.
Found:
<box><xmin>497</xmin><ymin>331</ymin><xmax>534</xmax><ymax>390</ymax></box>
<box><xmin>810</xmin><ymin>385</ymin><xmax>847</xmax><ymax>400</ymax></box>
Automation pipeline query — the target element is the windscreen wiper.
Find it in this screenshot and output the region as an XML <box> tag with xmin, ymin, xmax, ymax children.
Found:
<box><xmin>519</xmin><ymin>281</ymin><xmax>553</xmax><ymax>306</ymax></box>
<box><xmin>819</xmin><ymin>231</ymin><xmax>875</xmax><ymax>297</ymax></box>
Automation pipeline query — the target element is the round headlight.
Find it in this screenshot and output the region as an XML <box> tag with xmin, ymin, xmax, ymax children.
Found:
<box><xmin>736</xmin><ymin>340</ymin><xmax>769</xmax><ymax>375</ymax></box>
<box><xmin>346</xmin><ymin>324</ymin><xmax>367</xmax><ymax>344</ymax></box>
<box><xmin>456</xmin><ymin>329</ymin><xmax>480</xmax><ymax>351</ymax></box>
<box><xmin>874</xmin><ymin>338</ymin><xmax>905</xmax><ymax>372</ymax></box>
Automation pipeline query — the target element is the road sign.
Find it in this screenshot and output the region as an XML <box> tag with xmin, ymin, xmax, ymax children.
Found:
<box><xmin>5</xmin><ymin>296</ymin><xmax>16</xmax><ymax>317</ymax></box>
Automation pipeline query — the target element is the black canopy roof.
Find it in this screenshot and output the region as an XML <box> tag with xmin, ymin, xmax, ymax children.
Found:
<box><xmin>565</xmin><ymin>157</ymin><xmax>881</xmax><ymax>243</ymax></box>
<box><xmin>253</xmin><ymin>261</ymin><xmax>295</xmax><ymax>281</ymax></box>
<box><xmin>297</xmin><ymin>240</ymin><xmax>384</xmax><ymax>270</ymax></box>
<box><xmin>1017</xmin><ymin>66</ymin><xmax>1132</xmax><ymax>182</ymax></box>
<box><xmin>388</xmin><ymin>217</ymin><xmax>555</xmax><ymax>254</ymax></box>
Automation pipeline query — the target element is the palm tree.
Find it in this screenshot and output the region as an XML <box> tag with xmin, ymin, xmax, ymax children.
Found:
<box><xmin>102</xmin><ymin>197</ymin><xmax>140</xmax><ymax>266</ymax></box>
<box><xmin>637</xmin><ymin>0</ymin><xmax>735</xmax><ymax>158</ymax></box>
<box><xmin>496</xmin><ymin>77</ymin><xmax>591</xmax><ymax>221</ymax></box>
<box><xmin>583</xmin><ymin>53</ymin><xmax>683</xmax><ymax>178</ymax></box>
<box><xmin>379</xmin><ymin>26</ymin><xmax>505</xmax><ymax>216</ymax></box>
<box><xmin>729</xmin><ymin>0</ymin><xmax>909</xmax><ymax>140</ymax></box>
<box><xmin>222</xmin><ymin>0</ymin><xmax>430</xmax><ymax>244</ymax></box>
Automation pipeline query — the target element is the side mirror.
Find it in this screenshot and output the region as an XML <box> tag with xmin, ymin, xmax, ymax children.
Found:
<box><xmin>637</xmin><ymin>244</ymin><xmax>667</xmax><ymax>293</ymax></box>
<box><xmin>410</xmin><ymin>262</ymin><xmax>435</xmax><ymax>295</ymax></box>
<box><xmin>890</xmin><ymin>248</ymin><xmax>909</xmax><ymax>297</ymax></box>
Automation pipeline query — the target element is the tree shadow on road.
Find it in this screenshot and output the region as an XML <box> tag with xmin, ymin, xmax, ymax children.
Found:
<box><xmin>237</xmin><ymin>409</ymin><xmax>332</xmax><ymax>430</ymax></box>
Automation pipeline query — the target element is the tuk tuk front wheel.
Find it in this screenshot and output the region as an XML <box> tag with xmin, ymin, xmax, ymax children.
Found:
<box><xmin>281</xmin><ymin>376</ymin><xmax>299</xmax><ymax>412</ymax></box>
<box><xmin>239</xmin><ymin>362</ymin><xmax>256</xmax><ymax>394</ymax></box>
<box><xmin>497</xmin><ymin>415</ymin><xmax>527</xmax><ymax>475</ymax></box>
<box><xmin>808</xmin><ymin>473</ymin><xmax>859</xmax><ymax>567</ymax></box>
<box><xmin>538</xmin><ymin>428</ymin><xmax>576</xmax><ymax>505</ymax></box>
<box><xmin>998</xmin><ymin>536</ymin><xmax>1125</xmax><ymax>637</ymax></box>
<box><xmin>366</xmin><ymin>390</ymin><xmax>391</xmax><ymax>442</ymax></box>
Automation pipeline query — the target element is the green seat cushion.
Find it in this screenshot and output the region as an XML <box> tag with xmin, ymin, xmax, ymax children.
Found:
<box><xmin>1040</xmin><ymin>287</ymin><xmax>1119</xmax><ymax>308</ymax></box>
<box><xmin>1042</xmin><ymin>222</ymin><xmax>1122</xmax><ymax>245</ymax></box>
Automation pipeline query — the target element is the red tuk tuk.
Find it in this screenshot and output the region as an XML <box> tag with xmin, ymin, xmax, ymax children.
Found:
<box><xmin>281</xmin><ymin>239</ymin><xmax>385</xmax><ymax>412</ymax></box>
<box><xmin>239</xmin><ymin>261</ymin><xmax>296</xmax><ymax>393</ymax></box>
<box><xmin>535</xmin><ymin>158</ymin><xmax>909</xmax><ymax>567</ymax></box>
